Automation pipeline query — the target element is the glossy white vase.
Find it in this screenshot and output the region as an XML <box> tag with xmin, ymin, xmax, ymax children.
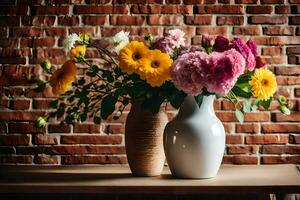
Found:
<box><xmin>164</xmin><ymin>95</ymin><xmax>225</xmax><ymax>179</ymax></box>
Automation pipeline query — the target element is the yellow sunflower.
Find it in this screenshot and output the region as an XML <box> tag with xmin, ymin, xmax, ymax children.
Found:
<box><xmin>70</xmin><ymin>45</ymin><xmax>86</xmax><ymax>62</ymax></box>
<box><xmin>119</xmin><ymin>41</ymin><xmax>149</xmax><ymax>74</ymax></box>
<box><xmin>138</xmin><ymin>49</ymin><xmax>173</xmax><ymax>87</ymax></box>
<box><xmin>249</xmin><ymin>68</ymin><xmax>277</xmax><ymax>101</ymax></box>
<box><xmin>50</xmin><ymin>60</ymin><xmax>77</xmax><ymax>95</ymax></box>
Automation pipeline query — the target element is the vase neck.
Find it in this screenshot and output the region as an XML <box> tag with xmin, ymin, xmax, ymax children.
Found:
<box><xmin>177</xmin><ymin>95</ymin><xmax>215</xmax><ymax>118</ymax></box>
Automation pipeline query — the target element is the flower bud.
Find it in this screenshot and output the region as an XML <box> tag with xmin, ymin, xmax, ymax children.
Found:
<box><xmin>278</xmin><ymin>95</ymin><xmax>287</xmax><ymax>104</ymax></box>
<box><xmin>41</xmin><ymin>60</ymin><xmax>52</xmax><ymax>72</ymax></box>
<box><xmin>201</xmin><ymin>35</ymin><xmax>214</xmax><ymax>48</ymax></box>
<box><xmin>80</xmin><ymin>33</ymin><xmax>90</xmax><ymax>45</ymax></box>
<box><xmin>144</xmin><ymin>34</ymin><xmax>154</xmax><ymax>43</ymax></box>
<box><xmin>280</xmin><ymin>105</ymin><xmax>291</xmax><ymax>115</ymax></box>
<box><xmin>36</xmin><ymin>117</ymin><xmax>46</xmax><ymax>128</ymax></box>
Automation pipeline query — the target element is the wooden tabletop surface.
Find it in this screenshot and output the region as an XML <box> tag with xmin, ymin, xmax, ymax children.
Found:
<box><xmin>0</xmin><ymin>164</ymin><xmax>299</xmax><ymax>194</ymax></box>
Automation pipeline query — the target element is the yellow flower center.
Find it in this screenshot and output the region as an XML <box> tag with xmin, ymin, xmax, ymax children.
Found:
<box><xmin>262</xmin><ymin>79</ymin><xmax>269</xmax><ymax>86</ymax></box>
<box><xmin>151</xmin><ymin>60</ymin><xmax>160</xmax><ymax>68</ymax></box>
<box><xmin>132</xmin><ymin>52</ymin><xmax>141</xmax><ymax>61</ymax></box>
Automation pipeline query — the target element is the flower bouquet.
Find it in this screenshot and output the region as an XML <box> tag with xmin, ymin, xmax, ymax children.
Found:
<box><xmin>35</xmin><ymin>29</ymin><xmax>290</xmax><ymax>177</ymax></box>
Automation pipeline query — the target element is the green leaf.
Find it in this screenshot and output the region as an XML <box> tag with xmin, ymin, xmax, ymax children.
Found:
<box><xmin>194</xmin><ymin>94</ymin><xmax>204</xmax><ymax>108</ymax></box>
<box><xmin>33</xmin><ymin>81</ymin><xmax>46</xmax><ymax>93</ymax></box>
<box><xmin>232</xmin><ymin>85</ymin><xmax>252</xmax><ymax>98</ymax></box>
<box><xmin>50</xmin><ymin>100</ymin><xmax>58</xmax><ymax>109</ymax></box>
<box><xmin>141</xmin><ymin>94</ymin><xmax>165</xmax><ymax>113</ymax></box>
<box><xmin>170</xmin><ymin>91</ymin><xmax>186</xmax><ymax>109</ymax></box>
<box><xmin>235</xmin><ymin>109</ymin><xmax>244</xmax><ymax>124</ymax></box>
<box><xmin>80</xmin><ymin>113</ymin><xmax>87</xmax><ymax>122</ymax></box>
<box><xmin>93</xmin><ymin>116</ymin><xmax>101</xmax><ymax>124</ymax></box>
<box><xmin>101</xmin><ymin>94</ymin><xmax>116</xmax><ymax>119</ymax></box>
<box><xmin>243</xmin><ymin>99</ymin><xmax>251</xmax><ymax>113</ymax></box>
<box><xmin>259</xmin><ymin>98</ymin><xmax>272</xmax><ymax>110</ymax></box>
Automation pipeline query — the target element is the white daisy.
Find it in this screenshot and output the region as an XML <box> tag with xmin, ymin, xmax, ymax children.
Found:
<box><xmin>112</xmin><ymin>30</ymin><xmax>130</xmax><ymax>54</ymax></box>
<box><xmin>64</xmin><ymin>33</ymin><xmax>81</xmax><ymax>51</ymax></box>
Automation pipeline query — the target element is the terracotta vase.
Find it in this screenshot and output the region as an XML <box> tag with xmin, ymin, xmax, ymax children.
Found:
<box><xmin>125</xmin><ymin>100</ymin><xmax>168</xmax><ymax>177</ymax></box>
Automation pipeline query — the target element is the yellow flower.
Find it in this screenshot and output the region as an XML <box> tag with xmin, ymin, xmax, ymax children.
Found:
<box><xmin>70</xmin><ymin>45</ymin><xmax>86</xmax><ymax>62</ymax></box>
<box><xmin>119</xmin><ymin>41</ymin><xmax>149</xmax><ymax>74</ymax></box>
<box><xmin>50</xmin><ymin>60</ymin><xmax>77</xmax><ymax>95</ymax></box>
<box><xmin>138</xmin><ymin>50</ymin><xmax>173</xmax><ymax>87</ymax></box>
<box><xmin>249</xmin><ymin>68</ymin><xmax>277</xmax><ymax>101</ymax></box>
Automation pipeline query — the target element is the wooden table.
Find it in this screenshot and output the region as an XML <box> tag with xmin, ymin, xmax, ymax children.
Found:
<box><xmin>0</xmin><ymin>165</ymin><xmax>299</xmax><ymax>195</ymax></box>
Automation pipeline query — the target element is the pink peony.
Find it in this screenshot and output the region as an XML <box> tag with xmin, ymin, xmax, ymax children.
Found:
<box><xmin>171</xmin><ymin>51</ymin><xmax>210</xmax><ymax>96</ymax></box>
<box><xmin>205</xmin><ymin>49</ymin><xmax>246</xmax><ymax>96</ymax></box>
<box><xmin>231</xmin><ymin>38</ymin><xmax>256</xmax><ymax>71</ymax></box>
<box><xmin>247</xmin><ymin>38</ymin><xmax>266</xmax><ymax>69</ymax></box>
<box><xmin>152</xmin><ymin>35</ymin><xmax>174</xmax><ymax>56</ymax></box>
<box><xmin>213</xmin><ymin>36</ymin><xmax>231</xmax><ymax>52</ymax></box>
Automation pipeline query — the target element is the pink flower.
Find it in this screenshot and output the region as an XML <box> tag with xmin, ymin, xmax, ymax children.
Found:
<box><xmin>171</xmin><ymin>51</ymin><xmax>209</xmax><ymax>96</ymax></box>
<box><xmin>152</xmin><ymin>29</ymin><xmax>186</xmax><ymax>56</ymax></box>
<box><xmin>201</xmin><ymin>35</ymin><xmax>214</xmax><ymax>48</ymax></box>
<box><xmin>205</xmin><ymin>49</ymin><xmax>246</xmax><ymax>96</ymax></box>
<box><xmin>152</xmin><ymin>35</ymin><xmax>174</xmax><ymax>56</ymax></box>
<box><xmin>231</xmin><ymin>38</ymin><xmax>256</xmax><ymax>71</ymax></box>
<box><xmin>247</xmin><ymin>39</ymin><xmax>266</xmax><ymax>69</ymax></box>
<box><xmin>213</xmin><ymin>36</ymin><xmax>231</xmax><ymax>52</ymax></box>
<box><xmin>168</xmin><ymin>29</ymin><xmax>186</xmax><ymax>48</ymax></box>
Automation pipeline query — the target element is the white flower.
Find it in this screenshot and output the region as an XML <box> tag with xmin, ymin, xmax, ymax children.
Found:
<box><xmin>112</xmin><ymin>30</ymin><xmax>130</xmax><ymax>54</ymax></box>
<box><xmin>168</xmin><ymin>29</ymin><xmax>186</xmax><ymax>48</ymax></box>
<box><xmin>64</xmin><ymin>33</ymin><xmax>81</xmax><ymax>51</ymax></box>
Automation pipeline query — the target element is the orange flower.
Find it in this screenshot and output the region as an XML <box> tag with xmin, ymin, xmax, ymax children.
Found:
<box><xmin>70</xmin><ymin>45</ymin><xmax>86</xmax><ymax>62</ymax></box>
<box><xmin>50</xmin><ymin>60</ymin><xmax>77</xmax><ymax>95</ymax></box>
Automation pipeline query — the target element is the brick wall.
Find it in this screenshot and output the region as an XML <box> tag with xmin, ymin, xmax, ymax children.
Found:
<box><xmin>0</xmin><ymin>0</ymin><xmax>299</xmax><ymax>165</ymax></box>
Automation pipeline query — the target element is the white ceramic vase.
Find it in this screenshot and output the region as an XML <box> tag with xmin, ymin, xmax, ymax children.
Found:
<box><xmin>163</xmin><ymin>95</ymin><xmax>225</xmax><ymax>179</ymax></box>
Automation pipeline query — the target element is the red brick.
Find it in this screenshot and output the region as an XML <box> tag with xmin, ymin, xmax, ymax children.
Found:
<box><xmin>48</xmin><ymin>124</ymin><xmax>71</xmax><ymax>133</ymax></box>
<box><xmin>262</xmin><ymin>47</ymin><xmax>283</xmax><ymax>56</ymax></box>
<box><xmin>0</xmin><ymin>39</ymin><xmax>18</xmax><ymax>48</ymax></box>
<box><xmin>277</xmin><ymin>77</ymin><xmax>300</xmax><ymax>85</ymax></box>
<box><xmin>289</xmin><ymin>16</ymin><xmax>300</xmax><ymax>25</ymax></box>
<box><xmin>246</xmin><ymin>6</ymin><xmax>272</xmax><ymax>14</ymax></box>
<box><xmin>249</xmin><ymin>16</ymin><xmax>287</xmax><ymax>24</ymax></box>
<box><xmin>62</xmin><ymin>156</ymin><xmax>127</xmax><ymax>164</ymax></box>
<box><xmin>32</xmin><ymin>99</ymin><xmax>53</xmax><ymax>109</ymax></box>
<box><xmin>0</xmin><ymin>111</ymin><xmax>44</xmax><ymax>121</ymax></box>
<box><xmin>262</xmin><ymin>145</ymin><xmax>300</xmax><ymax>154</ymax></box>
<box><xmin>226</xmin><ymin>134</ymin><xmax>243</xmax><ymax>144</ymax></box>
<box><xmin>20</xmin><ymin>37</ymin><xmax>56</xmax><ymax>48</ymax></box>
<box><xmin>275</xmin><ymin>6</ymin><xmax>291</xmax><ymax>14</ymax></box>
<box><xmin>31</xmin><ymin>6</ymin><xmax>69</xmax><ymax>15</ymax></box>
<box><xmin>245</xmin><ymin>135</ymin><xmax>289</xmax><ymax>144</ymax></box>
<box><xmin>195</xmin><ymin>5</ymin><xmax>244</xmax><ymax>14</ymax></box>
<box><xmin>183</xmin><ymin>0</ymin><xmax>216</xmax><ymax>3</ymax></box>
<box><xmin>0</xmin><ymin>135</ymin><xmax>30</xmax><ymax>145</ymax></box>
<box><xmin>34</xmin><ymin>155</ymin><xmax>58</xmax><ymax>164</ymax></box>
<box><xmin>9</xmin><ymin>99</ymin><xmax>30</xmax><ymax>110</ymax></box>
<box><xmin>223</xmin><ymin>156</ymin><xmax>258</xmax><ymax>164</ymax></box>
<box><xmin>58</xmin><ymin>16</ymin><xmax>80</xmax><ymax>26</ymax></box>
<box><xmin>46</xmin><ymin>146</ymin><xmax>125</xmax><ymax>155</ymax></box>
<box><xmin>217</xmin><ymin>16</ymin><xmax>244</xmax><ymax>25</ymax></box>
<box><xmin>74</xmin><ymin>5</ymin><xmax>129</xmax><ymax>14</ymax></box>
<box><xmin>260</xmin><ymin>0</ymin><xmax>284</xmax><ymax>3</ymax></box>
<box><xmin>111</xmin><ymin>16</ymin><xmax>145</xmax><ymax>26</ymax></box>
<box><xmin>45</xmin><ymin>28</ymin><xmax>67</xmax><ymax>37</ymax></box>
<box><xmin>261</xmin><ymin>156</ymin><xmax>300</xmax><ymax>164</ymax></box>
<box><xmin>33</xmin><ymin>135</ymin><xmax>58</xmax><ymax>145</ymax></box>
<box><xmin>263</xmin><ymin>57</ymin><xmax>286</xmax><ymax>64</ymax></box>
<box><xmin>72</xmin><ymin>124</ymin><xmax>100</xmax><ymax>133</ymax></box>
<box><xmin>235</xmin><ymin>0</ymin><xmax>257</xmax><ymax>3</ymax></box>
<box><xmin>232</xmin><ymin>26</ymin><xmax>260</xmax><ymax>35</ymax></box>
<box><xmin>253</xmin><ymin>36</ymin><xmax>284</xmax><ymax>45</ymax></box>
<box><xmin>148</xmin><ymin>15</ymin><xmax>183</xmax><ymax>25</ymax></box>
<box><xmin>196</xmin><ymin>26</ymin><xmax>228</xmax><ymax>35</ymax></box>
<box><xmin>227</xmin><ymin>145</ymin><xmax>259</xmax><ymax>154</ymax></box>
<box><xmin>22</xmin><ymin>16</ymin><xmax>56</xmax><ymax>26</ymax></box>
<box><xmin>263</xmin><ymin>26</ymin><xmax>294</xmax><ymax>36</ymax></box>
<box><xmin>262</xmin><ymin>124</ymin><xmax>300</xmax><ymax>133</ymax></box>
<box><xmin>104</xmin><ymin>125</ymin><xmax>125</xmax><ymax>134</ymax></box>
<box><xmin>0</xmin><ymin>156</ymin><xmax>32</xmax><ymax>164</ymax></box>
<box><xmin>82</xmin><ymin>16</ymin><xmax>107</xmax><ymax>26</ymax></box>
<box><xmin>25</xmin><ymin>87</ymin><xmax>55</xmax><ymax>98</ymax></box>
<box><xmin>0</xmin><ymin>123</ymin><xmax>7</xmax><ymax>134</ymax></box>
<box><xmin>290</xmin><ymin>135</ymin><xmax>300</xmax><ymax>144</ymax></box>
<box><xmin>10</xmin><ymin>27</ymin><xmax>42</xmax><ymax>37</ymax></box>
<box><xmin>236</xmin><ymin>124</ymin><xmax>260</xmax><ymax>133</ymax></box>
<box><xmin>8</xmin><ymin>123</ymin><xmax>45</xmax><ymax>133</ymax></box>
<box><xmin>61</xmin><ymin>135</ymin><xmax>122</xmax><ymax>144</ymax></box>
<box><xmin>274</xmin><ymin>113</ymin><xmax>300</xmax><ymax>122</ymax></box>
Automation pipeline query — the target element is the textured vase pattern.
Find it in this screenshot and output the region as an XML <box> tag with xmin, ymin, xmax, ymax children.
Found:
<box><xmin>164</xmin><ymin>95</ymin><xmax>225</xmax><ymax>179</ymax></box>
<box><xmin>125</xmin><ymin>100</ymin><xmax>168</xmax><ymax>177</ymax></box>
